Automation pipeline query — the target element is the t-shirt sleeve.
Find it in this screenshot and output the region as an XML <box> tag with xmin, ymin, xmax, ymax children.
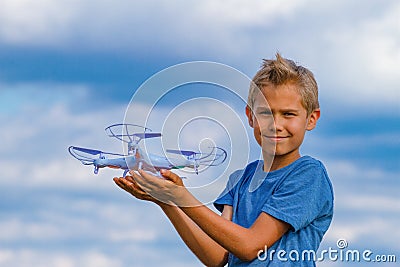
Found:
<box><xmin>262</xmin><ymin>162</ymin><xmax>333</xmax><ymax>232</ymax></box>
<box><xmin>213</xmin><ymin>169</ymin><xmax>244</xmax><ymax>213</ymax></box>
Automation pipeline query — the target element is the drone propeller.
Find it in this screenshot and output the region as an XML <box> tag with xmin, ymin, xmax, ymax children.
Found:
<box><xmin>133</xmin><ymin>133</ymin><xmax>162</xmax><ymax>139</ymax></box>
<box><xmin>69</xmin><ymin>146</ymin><xmax>127</xmax><ymax>175</ymax></box>
<box><xmin>166</xmin><ymin>149</ymin><xmax>198</xmax><ymax>157</ymax></box>
<box><xmin>105</xmin><ymin>123</ymin><xmax>159</xmax><ymax>143</ymax></box>
<box><xmin>69</xmin><ymin>146</ymin><xmax>124</xmax><ymax>157</ymax></box>
<box><xmin>166</xmin><ymin>147</ymin><xmax>227</xmax><ymax>174</ymax></box>
<box><xmin>68</xmin><ymin>146</ymin><xmax>126</xmax><ymax>171</ymax></box>
<box><xmin>70</xmin><ymin>146</ymin><xmax>103</xmax><ymax>155</ymax></box>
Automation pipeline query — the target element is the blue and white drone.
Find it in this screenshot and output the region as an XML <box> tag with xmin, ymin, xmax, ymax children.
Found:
<box><xmin>68</xmin><ymin>123</ymin><xmax>227</xmax><ymax>177</ymax></box>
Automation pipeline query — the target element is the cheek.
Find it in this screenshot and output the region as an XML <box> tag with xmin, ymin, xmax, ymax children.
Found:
<box><xmin>253</xmin><ymin>116</ymin><xmax>274</xmax><ymax>132</ymax></box>
<box><xmin>253</xmin><ymin>128</ymin><xmax>262</xmax><ymax>146</ymax></box>
<box><xmin>290</xmin><ymin>120</ymin><xmax>308</xmax><ymax>137</ymax></box>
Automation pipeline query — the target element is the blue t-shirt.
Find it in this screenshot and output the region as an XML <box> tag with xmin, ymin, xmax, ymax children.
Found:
<box><xmin>214</xmin><ymin>156</ymin><xmax>334</xmax><ymax>266</ymax></box>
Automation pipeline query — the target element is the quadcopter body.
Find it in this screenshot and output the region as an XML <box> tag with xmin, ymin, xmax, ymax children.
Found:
<box><xmin>69</xmin><ymin>124</ymin><xmax>226</xmax><ymax>177</ymax></box>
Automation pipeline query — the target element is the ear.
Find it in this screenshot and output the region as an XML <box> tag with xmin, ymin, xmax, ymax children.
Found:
<box><xmin>306</xmin><ymin>109</ymin><xmax>320</xmax><ymax>131</ymax></box>
<box><xmin>245</xmin><ymin>105</ymin><xmax>254</xmax><ymax>128</ymax></box>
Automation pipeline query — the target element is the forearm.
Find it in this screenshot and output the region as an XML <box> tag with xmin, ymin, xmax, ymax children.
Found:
<box><xmin>159</xmin><ymin>203</ymin><xmax>228</xmax><ymax>267</ymax></box>
<box><xmin>127</xmin><ymin>169</ymin><xmax>288</xmax><ymax>262</ymax></box>
<box><xmin>180</xmin><ymin>204</ymin><xmax>254</xmax><ymax>261</ymax></box>
<box><xmin>178</xmin><ymin>195</ymin><xmax>285</xmax><ymax>262</ymax></box>
<box><xmin>113</xmin><ymin>173</ymin><xmax>227</xmax><ymax>266</ymax></box>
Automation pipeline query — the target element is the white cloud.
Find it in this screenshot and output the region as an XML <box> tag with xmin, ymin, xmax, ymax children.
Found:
<box><xmin>1</xmin><ymin>0</ymin><xmax>399</xmax><ymax>109</ymax></box>
<box><xmin>0</xmin><ymin>219</ymin><xmax>61</xmax><ymax>242</ymax></box>
<box><xmin>109</xmin><ymin>229</ymin><xmax>156</xmax><ymax>242</ymax></box>
<box><xmin>0</xmin><ymin>0</ymin><xmax>80</xmax><ymax>46</ymax></box>
<box><xmin>0</xmin><ymin>249</ymin><xmax>123</xmax><ymax>267</ymax></box>
<box><xmin>0</xmin><ymin>81</ymin><xmax>250</xmax><ymax>234</ymax></box>
<box><xmin>194</xmin><ymin>0</ymin><xmax>309</xmax><ymax>26</ymax></box>
<box><xmin>325</xmin><ymin>159</ymin><xmax>399</xmax><ymax>186</ymax></box>
<box><xmin>0</xmin><ymin>0</ymin><xmax>311</xmax><ymax>51</ymax></box>
<box><xmin>317</xmin><ymin>157</ymin><xmax>400</xmax><ymax>255</ymax></box>
<box><xmin>0</xmin><ymin>48</ymin><xmax>398</xmax><ymax>265</ymax></box>
<box><xmin>338</xmin><ymin>195</ymin><xmax>400</xmax><ymax>213</ymax></box>
<box><xmin>0</xmin><ymin>200</ymin><xmax>197</xmax><ymax>266</ymax></box>
<box><xmin>0</xmin><ymin>202</ymin><xmax>161</xmax><ymax>244</ymax></box>
<box><xmin>0</xmin><ymin>247</ymin><xmax>199</xmax><ymax>267</ymax></box>
<box><xmin>0</xmin><ymin>86</ymin><xmax>260</xmax><ymax>214</ymax></box>
<box><xmin>322</xmin><ymin>1</ymin><xmax>400</xmax><ymax>106</ymax></box>
<box><xmin>325</xmin><ymin>217</ymin><xmax>400</xmax><ymax>250</ymax></box>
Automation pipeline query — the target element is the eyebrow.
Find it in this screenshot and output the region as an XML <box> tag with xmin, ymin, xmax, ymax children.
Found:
<box><xmin>255</xmin><ymin>107</ymin><xmax>300</xmax><ymax>113</ymax></box>
<box><xmin>255</xmin><ymin>107</ymin><xmax>271</xmax><ymax>112</ymax></box>
<box><xmin>280</xmin><ymin>109</ymin><xmax>299</xmax><ymax>113</ymax></box>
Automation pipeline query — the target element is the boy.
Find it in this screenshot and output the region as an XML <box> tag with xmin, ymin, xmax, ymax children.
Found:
<box><xmin>113</xmin><ymin>53</ymin><xmax>334</xmax><ymax>266</ymax></box>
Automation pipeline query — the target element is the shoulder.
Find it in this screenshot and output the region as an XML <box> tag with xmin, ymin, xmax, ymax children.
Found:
<box><xmin>263</xmin><ymin>157</ymin><xmax>334</xmax><ymax>231</ymax></box>
<box><xmin>278</xmin><ymin>156</ymin><xmax>333</xmax><ymax>198</ymax></box>
<box><xmin>300</xmin><ymin>156</ymin><xmax>332</xmax><ymax>185</ymax></box>
<box><xmin>287</xmin><ymin>156</ymin><xmax>330</xmax><ymax>179</ymax></box>
<box><xmin>294</xmin><ymin>156</ymin><xmax>334</xmax><ymax>203</ymax></box>
<box><xmin>294</xmin><ymin>155</ymin><xmax>325</xmax><ymax>168</ymax></box>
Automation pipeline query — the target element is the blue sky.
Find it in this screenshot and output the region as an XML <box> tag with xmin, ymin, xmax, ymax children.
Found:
<box><xmin>0</xmin><ymin>0</ymin><xmax>399</xmax><ymax>266</ymax></box>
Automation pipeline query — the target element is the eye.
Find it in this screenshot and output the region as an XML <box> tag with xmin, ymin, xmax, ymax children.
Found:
<box><xmin>284</xmin><ymin>112</ymin><xmax>296</xmax><ymax>116</ymax></box>
<box><xmin>258</xmin><ymin>110</ymin><xmax>272</xmax><ymax>115</ymax></box>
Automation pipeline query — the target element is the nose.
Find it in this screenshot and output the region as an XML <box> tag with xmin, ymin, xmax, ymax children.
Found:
<box><xmin>271</xmin><ymin>115</ymin><xmax>284</xmax><ymax>133</ymax></box>
<box><xmin>257</xmin><ymin>116</ymin><xmax>275</xmax><ymax>134</ymax></box>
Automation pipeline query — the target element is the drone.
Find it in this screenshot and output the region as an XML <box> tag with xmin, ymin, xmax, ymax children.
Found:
<box><xmin>68</xmin><ymin>123</ymin><xmax>227</xmax><ymax>177</ymax></box>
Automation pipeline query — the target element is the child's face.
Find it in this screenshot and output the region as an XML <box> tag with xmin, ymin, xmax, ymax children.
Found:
<box><xmin>246</xmin><ymin>83</ymin><xmax>320</xmax><ymax>163</ymax></box>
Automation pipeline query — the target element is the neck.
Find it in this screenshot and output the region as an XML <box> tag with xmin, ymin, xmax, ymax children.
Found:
<box><xmin>263</xmin><ymin>151</ymin><xmax>301</xmax><ymax>172</ymax></box>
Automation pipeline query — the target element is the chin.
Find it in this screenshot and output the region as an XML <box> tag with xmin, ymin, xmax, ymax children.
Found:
<box><xmin>261</xmin><ymin>147</ymin><xmax>276</xmax><ymax>156</ymax></box>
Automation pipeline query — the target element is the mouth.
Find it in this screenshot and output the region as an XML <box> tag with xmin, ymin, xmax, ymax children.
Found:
<box><xmin>264</xmin><ymin>136</ymin><xmax>289</xmax><ymax>142</ymax></box>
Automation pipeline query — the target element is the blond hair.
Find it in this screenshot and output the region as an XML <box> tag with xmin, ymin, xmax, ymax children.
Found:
<box><xmin>248</xmin><ymin>53</ymin><xmax>319</xmax><ymax>115</ymax></box>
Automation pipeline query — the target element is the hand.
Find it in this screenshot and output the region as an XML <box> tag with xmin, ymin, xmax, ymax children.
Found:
<box><xmin>113</xmin><ymin>175</ymin><xmax>159</xmax><ymax>203</ymax></box>
<box><xmin>130</xmin><ymin>169</ymin><xmax>191</xmax><ymax>206</ymax></box>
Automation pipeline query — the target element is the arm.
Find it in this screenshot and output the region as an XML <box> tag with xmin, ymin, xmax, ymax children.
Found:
<box><xmin>159</xmin><ymin>203</ymin><xmax>232</xmax><ymax>267</ymax></box>
<box><xmin>113</xmin><ymin>175</ymin><xmax>231</xmax><ymax>267</ymax></box>
<box><xmin>132</xmin><ymin>169</ymin><xmax>290</xmax><ymax>262</ymax></box>
<box><xmin>181</xmin><ymin>203</ymin><xmax>289</xmax><ymax>261</ymax></box>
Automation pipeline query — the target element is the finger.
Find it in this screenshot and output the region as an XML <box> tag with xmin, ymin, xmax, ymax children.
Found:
<box><xmin>113</xmin><ymin>177</ymin><xmax>131</xmax><ymax>192</ymax></box>
<box><xmin>160</xmin><ymin>169</ymin><xmax>183</xmax><ymax>185</ymax></box>
<box><xmin>125</xmin><ymin>175</ymin><xmax>136</xmax><ymax>183</ymax></box>
<box><xmin>137</xmin><ymin>169</ymin><xmax>160</xmax><ymax>185</ymax></box>
<box><xmin>129</xmin><ymin>169</ymin><xmax>137</xmax><ymax>176</ymax></box>
<box><xmin>114</xmin><ymin>177</ymin><xmax>131</xmax><ymax>188</ymax></box>
<box><xmin>129</xmin><ymin>180</ymin><xmax>148</xmax><ymax>194</ymax></box>
<box><xmin>130</xmin><ymin>171</ymin><xmax>149</xmax><ymax>188</ymax></box>
<box><xmin>114</xmin><ymin>177</ymin><xmax>149</xmax><ymax>197</ymax></box>
<box><xmin>113</xmin><ymin>177</ymin><xmax>126</xmax><ymax>186</ymax></box>
<box><xmin>125</xmin><ymin>177</ymin><xmax>147</xmax><ymax>194</ymax></box>
<box><xmin>124</xmin><ymin>173</ymin><xmax>154</xmax><ymax>196</ymax></box>
<box><xmin>120</xmin><ymin>178</ymin><xmax>147</xmax><ymax>195</ymax></box>
<box><xmin>118</xmin><ymin>177</ymin><xmax>132</xmax><ymax>186</ymax></box>
<box><xmin>115</xmin><ymin>177</ymin><xmax>141</xmax><ymax>192</ymax></box>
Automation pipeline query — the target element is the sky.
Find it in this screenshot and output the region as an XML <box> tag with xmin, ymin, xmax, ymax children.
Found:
<box><xmin>0</xmin><ymin>0</ymin><xmax>399</xmax><ymax>266</ymax></box>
